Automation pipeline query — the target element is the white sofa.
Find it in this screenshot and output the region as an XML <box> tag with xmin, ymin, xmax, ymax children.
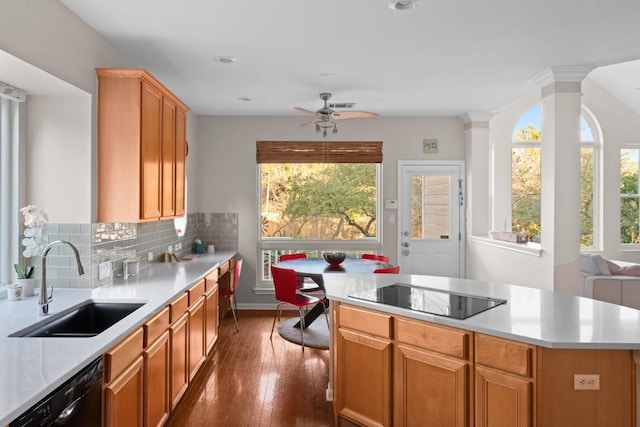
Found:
<box><xmin>580</xmin><ymin>254</ymin><xmax>640</xmax><ymax>310</ymax></box>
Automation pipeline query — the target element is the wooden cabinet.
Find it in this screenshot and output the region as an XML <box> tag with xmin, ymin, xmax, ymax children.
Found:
<box><xmin>475</xmin><ymin>334</ymin><xmax>534</xmax><ymax>427</ymax></box>
<box><xmin>104</xmin><ymin>328</ymin><xmax>145</xmax><ymax>427</ymax></box>
<box><xmin>395</xmin><ymin>318</ymin><xmax>471</xmax><ymax>427</ymax></box>
<box><xmin>205</xmin><ymin>269</ymin><xmax>219</xmax><ymax>354</ymax></box>
<box><xmin>188</xmin><ymin>280</ymin><xmax>207</xmax><ymax>381</ymax></box>
<box><xmin>335</xmin><ymin>304</ymin><xmax>392</xmax><ymax>427</ymax></box>
<box><xmin>169</xmin><ymin>292</ymin><xmax>189</xmax><ymax>410</ymax></box>
<box><xmin>143</xmin><ymin>308</ymin><xmax>170</xmax><ymax>427</ymax></box>
<box><xmin>96</xmin><ymin>68</ymin><xmax>189</xmax><ymax>222</ymax></box>
<box><xmin>334</xmin><ymin>303</ymin><xmax>637</xmax><ymax>427</ymax></box>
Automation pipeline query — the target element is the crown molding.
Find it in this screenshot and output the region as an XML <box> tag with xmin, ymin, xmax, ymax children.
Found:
<box><xmin>529</xmin><ymin>65</ymin><xmax>594</xmax><ymax>87</ymax></box>
<box><xmin>0</xmin><ymin>80</ymin><xmax>26</xmax><ymax>102</ymax></box>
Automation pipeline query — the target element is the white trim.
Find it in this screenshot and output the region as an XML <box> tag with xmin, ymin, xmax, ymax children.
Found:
<box><xmin>0</xmin><ymin>81</ymin><xmax>26</xmax><ymax>102</ymax></box>
<box><xmin>470</xmin><ymin>235</ymin><xmax>542</xmax><ymax>256</ymax></box>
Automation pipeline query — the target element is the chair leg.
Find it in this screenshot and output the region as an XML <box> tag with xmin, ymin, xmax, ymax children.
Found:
<box><xmin>230</xmin><ymin>295</ymin><xmax>239</xmax><ymax>333</ymax></box>
<box><xmin>299</xmin><ymin>307</ymin><xmax>306</xmax><ymax>351</ymax></box>
<box><xmin>270</xmin><ymin>303</ymin><xmax>282</xmax><ymax>340</ymax></box>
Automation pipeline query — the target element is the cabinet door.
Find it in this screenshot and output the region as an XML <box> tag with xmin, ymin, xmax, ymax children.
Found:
<box><xmin>205</xmin><ymin>284</ymin><xmax>219</xmax><ymax>354</ymax></box>
<box><xmin>188</xmin><ymin>296</ymin><xmax>206</xmax><ymax>381</ymax></box>
<box><xmin>144</xmin><ymin>331</ymin><xmax>170</xmax><ymax>427</ymax></box>
<box><xmin>104</xmin><ymin>356</ymin><xmax>144</xmax><ymax>427</ymax></box>
<box><xmin>174</xmin><ymin>107</ymin><xmax>186</xmax><ymax>216</ymax></box>
<box><xmin>397</xmin><ymin>344</ymin><xmax>469</xmax><ymax>427</ymax></box>
<box><xmin>475</xmin><ymin>366</ymin><xmax>531</xmax><ymax>427</ymax></box>
<box><xmin>161</xmin><ymin>97</ymin><xmax>176</xmax><ymax>217</ymax></box>
<box><xmin>336</xmin><ymin>328</ymin><xmax>392</xmax><ymax>427</ymax></box>
<box><xmin>140</xmin><ymin>81</ymin><xmax>163</xmax><ymax>220</ymax></box>
<box><xmin>169</xmin><ymin>312</ymin><xmax>189</xmax><ymax>410</ymax></box>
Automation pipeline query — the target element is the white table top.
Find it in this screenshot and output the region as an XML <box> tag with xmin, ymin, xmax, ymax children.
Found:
<box><xmin>323</xmin><ymin>273</ymin><xmax>640</xmax><ymax>350</ymax></box>
<box><xmin>0</xmin><ymin>252</ymin><xmax>234</xmax><ymax>426</ymax></box>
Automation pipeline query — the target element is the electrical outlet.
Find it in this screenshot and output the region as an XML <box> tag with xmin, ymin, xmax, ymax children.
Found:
<box><xmin>176</xmin><ymin>242</ymin><xmax>182</xmax><ymax>250</ymax></box>
<box><xmin>98</xmin><ymin>261</ymin><xmax>112</xmax><ymax>281</ymax></box>
<box><xmin>167</xmin><ymin>245</ymin><xmax>173</xmax><ymax>253</ymax></box>
<box><xmin>148</xmin><ymin>251</ymin><xmax>153</xmax><ymax>262</ymax></box>
<box><xmin>574</xmin><ymin>374</ymin><xmax>600</xmax><ymax>390</ymax></box>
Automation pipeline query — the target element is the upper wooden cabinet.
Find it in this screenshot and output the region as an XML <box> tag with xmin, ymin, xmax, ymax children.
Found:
<box><xmin>97</xmin><ymin>68</ymin><xmax>189</xmax><ymax>222</ymax></box>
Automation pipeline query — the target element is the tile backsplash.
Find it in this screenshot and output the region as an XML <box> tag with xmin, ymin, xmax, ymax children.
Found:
<box><xmin>22</xmin><ymin>212</ymin><xmax>238</xmax><ymax>289</ymax></box>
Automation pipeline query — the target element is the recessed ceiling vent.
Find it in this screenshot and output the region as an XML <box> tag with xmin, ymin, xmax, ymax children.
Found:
<box><xmin>329</xmin><ymin>103</ymin><xmax>355</xmax><ymax>109</ymax></box>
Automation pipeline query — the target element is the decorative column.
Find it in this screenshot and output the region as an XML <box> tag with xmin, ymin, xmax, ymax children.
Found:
<box><xmin>461</xmin><ymin>112</ymin><xmax>493</xmax><ymax>238</ymax></box>
<box><xmin>530</xmin><ymin>66</ymin><xmax>593</xmax><ymax>295</ymax></box>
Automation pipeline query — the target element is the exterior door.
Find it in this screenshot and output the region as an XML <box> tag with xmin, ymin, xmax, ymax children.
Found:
<box><xmin>398</xmin><ymin>161</ymin><xmax>464</xmax><ymax>277</ymax></box>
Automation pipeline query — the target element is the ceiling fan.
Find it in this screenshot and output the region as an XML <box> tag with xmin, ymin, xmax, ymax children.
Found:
<box><xmin>294</xmin><ymin>92</ymin><xmax>379</xmax><ymax>136</ymax></box>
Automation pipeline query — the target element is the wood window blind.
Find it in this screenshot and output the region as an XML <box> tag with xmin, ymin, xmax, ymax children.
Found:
<box><xmin>256</xmin><ymin>141</ymin><xmax>383</xmax><ymax>164</ymax></box>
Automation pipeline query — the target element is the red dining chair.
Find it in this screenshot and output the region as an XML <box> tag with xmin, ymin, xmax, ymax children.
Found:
<box><xmin>278</xmin><ymin>252</ymin><xmax>321</xmax><ymax>293</ymax></box>
<box><xmin>374</xmin><ymin>265</ymin><xmax>400</xmax><ymax>274</ymax></box>
<box><xmin>270</xmin><ymin>265</ymin><xmax>326</xmax><ymax>350</ymax></box>
<box><xmin>279</xmin><ymin>253</ymin><xmax>307</xmax><ymax>261</ymax></box>
<box><xmin>220</xmin><ymin>259</ymin><xmax>242</xmax><ymax>332</ymax></box>
<box><xmin>362</xmin><ymin>253</ymin><xmax>390</xmax><ymax>263</ymax></box>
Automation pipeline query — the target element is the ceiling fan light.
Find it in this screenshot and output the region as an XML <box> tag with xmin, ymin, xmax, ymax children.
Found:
<box><xmin>322</xmin><ymin>128</ymin><xmax>328</xmax><ymax>137</ymax></box>
<box><xmin>332</xmin><ymin>125</ymin><xmax>338</xmax><ymax>134</ymax></box>
<box><xmin>388</xmin><ymin>0</ymin><xmax>421</xmax><ymax>11</ymax></box>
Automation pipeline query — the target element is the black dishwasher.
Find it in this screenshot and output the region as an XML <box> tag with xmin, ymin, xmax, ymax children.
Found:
<box><xmin>10</xmin><ymin>357</ymin><xmax>103</xmax><ymax>427</ymax></box>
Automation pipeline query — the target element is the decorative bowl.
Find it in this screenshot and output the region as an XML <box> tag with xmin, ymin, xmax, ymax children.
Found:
<box><xmin>323</xmin><ymin>252</ymin><xmax>347</xmax><ymax>266</ymax></box>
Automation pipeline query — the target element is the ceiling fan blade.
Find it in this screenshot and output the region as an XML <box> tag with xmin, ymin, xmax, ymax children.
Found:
<box><xmin>300</xmin><ymin>117</ymin><xmax>320</xmax><ymax>127</ymax></box>
<box><xmin>333</xmin><ymin>111</ymin><xmax>379</xmax><ymax>120</ymax></box>
<box><xmin>294</xmin><ymin>106</ymin><xmax>319</xmax><ymax>115</ymax></box>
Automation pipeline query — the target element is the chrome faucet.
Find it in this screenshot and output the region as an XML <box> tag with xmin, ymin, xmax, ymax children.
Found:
<box><xmin>38</xmin><ymin>240</ymin><xmax>85</xmax><ymax>316</ymax></box>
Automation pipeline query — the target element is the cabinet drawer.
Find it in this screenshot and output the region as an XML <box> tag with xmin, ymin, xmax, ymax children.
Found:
<box><xmin>339</xmin><ymin>304</ymin><xmax>391</xmax><ymax>339</ymax></box>
<box><xmin>475</xmin><ymin>334</ymin><xmax>534</xmax><ymax>377</ymax></box>
<box><xmin>104</xmin><ymin>327</ymin><xmax>144</xmax><ymax>382</ymax></box>
<box><xmin>143</xmin><ymin>306</ymin><xmax>169</xmax><ymax>347</ymax></box>
<box><xmin>229</xmin><ymin>257</ymin><xmax>237</xmax><ymax>269</ymax></box>
<box><xmin>170</xmin><ymin>292</ymin><xmax>189</xmax><ymax>322</ymax></box>
<box><xmin>397</xmin><ymin>317</ymin><xmax>470</xmax><ymax>360</ymax></box>
<box><xmin>205</xmin><ymin>269</ymin><xmax>219</xmax><ymax>291</ymax></box>
<box><xmin>218</xmin><ymin>261</ymin><xmax>230</xmax><ymax>277</ymax></box>
<box><xmin>188</xmin><ymin>279</ymin><xmax>205</xmax><ymax>306</ymax></box>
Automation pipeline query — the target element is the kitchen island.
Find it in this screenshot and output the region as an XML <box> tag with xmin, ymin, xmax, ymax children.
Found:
<box><xmin>323</xmin><ymin>273</ymin><xmax>640</xmax><ymax>427</ymax></box>
<box><xmin>0</xmin><ymin>252</ymin><xmax>236</xmax><ymax>426</ymax></box>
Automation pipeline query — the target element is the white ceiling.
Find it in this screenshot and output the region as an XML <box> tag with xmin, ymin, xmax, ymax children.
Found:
<box><xmin>58</xmin><ymin>0</ymin><xmax>640</xmax><ymax>117</ymax></box>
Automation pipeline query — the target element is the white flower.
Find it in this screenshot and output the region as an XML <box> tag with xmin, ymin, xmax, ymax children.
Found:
<box><xmin>20</xmin><ymin>205</ymin><xmax>48</xmax><ymax>258</ymax></box>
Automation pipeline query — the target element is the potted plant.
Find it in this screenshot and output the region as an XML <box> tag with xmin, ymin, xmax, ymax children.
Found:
<box><xmin>14</xmin><ymin>205</ymin><xmax>48</xmax><ymax>297</ymax></box>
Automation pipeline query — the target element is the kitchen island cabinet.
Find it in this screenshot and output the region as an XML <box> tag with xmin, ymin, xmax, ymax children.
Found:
<box><xmin>96</xmin><ymin>68</ymin><xmax>189</xmax><ymax>223</ymax></box>
<box><xmin>325</xmin><ymin>274</ymin><xmax>639</xmax><ymax>427</ymax></box>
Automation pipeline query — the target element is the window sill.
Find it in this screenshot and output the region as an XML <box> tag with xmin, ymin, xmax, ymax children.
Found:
<box><xmin>470</xmin><ymin>235</ymin><xmax>542</xmax><ymax>257</ymax></box>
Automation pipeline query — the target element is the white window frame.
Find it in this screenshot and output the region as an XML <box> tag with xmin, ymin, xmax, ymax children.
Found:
<box><xmin>580</xmin><ymin>107</ymin><xmax>601</xmax><ymax>251</ymax></box>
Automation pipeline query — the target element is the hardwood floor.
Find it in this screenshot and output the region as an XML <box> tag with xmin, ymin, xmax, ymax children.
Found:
<box><xmin>166</xmin><ymin>311</ymin><xmax>335</xmax><ymax>427</ymax></box>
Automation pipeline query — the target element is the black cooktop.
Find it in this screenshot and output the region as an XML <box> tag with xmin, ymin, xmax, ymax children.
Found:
<box><xmin>348</xmin><ymin>283</ymin><xmax>507</xmax><ymax>320</ymax></box>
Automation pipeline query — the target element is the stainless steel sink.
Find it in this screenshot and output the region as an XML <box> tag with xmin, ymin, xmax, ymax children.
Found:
<box><xmin>10</xmin><ymin>300</ymin><xmax>146</xmax><ymax>338</ymax></box>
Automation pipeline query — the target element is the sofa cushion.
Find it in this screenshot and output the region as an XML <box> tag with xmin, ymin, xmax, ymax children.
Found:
<box><xmin>593</xmin><ymin>255</ymin><xmax>610</xmax><ymax>275</ymax></box>
<box><xmin>606</xmin><ymin>260</ymin><xmax>640</xmax><ymax>276</ymax></box>
<box><xmin>580</xmin><ymin>254</ymin><xmax>603</xmax><ymax>275</ymax></box>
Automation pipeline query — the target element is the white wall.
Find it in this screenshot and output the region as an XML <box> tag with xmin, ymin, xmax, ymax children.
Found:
<box><xmin>196</xmin><ymin>115</ymin><xmax>465</xmax><ymax>303</ymax></box>
<box><xmin>0</xmin><ymin>1</ymin><xmax>134</xmax><ymax>222</ymax></box>
<box><xmin>26</xmin><ymin>95</ymin><xmax>92</xmax><ymax>223</ymax></box>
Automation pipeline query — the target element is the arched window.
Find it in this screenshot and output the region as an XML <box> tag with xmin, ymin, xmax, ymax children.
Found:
<box><xmin>580</xmin><ymin>109</ymin><xmax>600</xmax><ymax>248</ymax></box>
<box><xmin>510</xmin><ymin>104</ymin><xmax>600</xmax><ymax>246</ymax></box>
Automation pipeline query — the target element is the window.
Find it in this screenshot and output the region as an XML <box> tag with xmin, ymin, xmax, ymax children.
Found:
<box><xmin>510</xmin><ymin>105</ymin><xmax>599</xmax><ymax>247</ymax></box>
<box><xmin>257</xmin><ymin>141</ymin><xmax>382</xmax><ymax>286</ymax></box>
<box><xmin>580</xmin><ymin>111</ymin><xmax>599</xmax><ymax>248</ymax></box>
<box><xmin>621</xmin><ymin>148</ymin><xmax>640</xmax><ymax>244</ymax></box>
<box><xmin>511</xmin><ymin>104</ymin><xmax>542</xmax><ymax>241</ymax></box>
<box><xmin>0</xmin><ymin>81</ymin><xmax>25</xmax><ymax>286</ymax></box>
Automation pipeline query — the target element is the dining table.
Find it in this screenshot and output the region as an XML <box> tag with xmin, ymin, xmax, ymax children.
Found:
<box><xmin>274</xmin><ymin>257</ymin><xmax>392</xmax><ymax>328</ymax></box>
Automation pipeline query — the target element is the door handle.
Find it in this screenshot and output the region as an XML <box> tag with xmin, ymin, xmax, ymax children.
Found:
<box><xmin>403</xmin><ymin>249</ymin><xmax>410</xmax><ymax>256</ymax></box>
<box><xmin>403</xmin><ymin>242</ymin><xmax>409</xmax><ymax>248</ymax></box>
<box><xmin>403</xmin><ymin>231</ymin><xmax>409</xmax><ymax>237</ymax></box>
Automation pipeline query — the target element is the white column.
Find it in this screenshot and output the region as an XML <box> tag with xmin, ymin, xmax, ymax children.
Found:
<box><xmin>461</xmin><ymin>112</ymin><xmax>492</xmax><ymax>237</ymax></box>
<box><xmin>531</xmin><ymin>66</ymin><xmax>592</xmax><ymax>295</ymax></box>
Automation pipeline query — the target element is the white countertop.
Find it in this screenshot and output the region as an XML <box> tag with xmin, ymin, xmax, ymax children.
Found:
<box><xmin>323</xmin><ymin>273</ymin><xmax>640</xmax><ymax>350</ymax></box>
<box><xmin>0</xmin><ymin>252</ymin><xmax>235</xmax><ymax>426</ymax></box>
